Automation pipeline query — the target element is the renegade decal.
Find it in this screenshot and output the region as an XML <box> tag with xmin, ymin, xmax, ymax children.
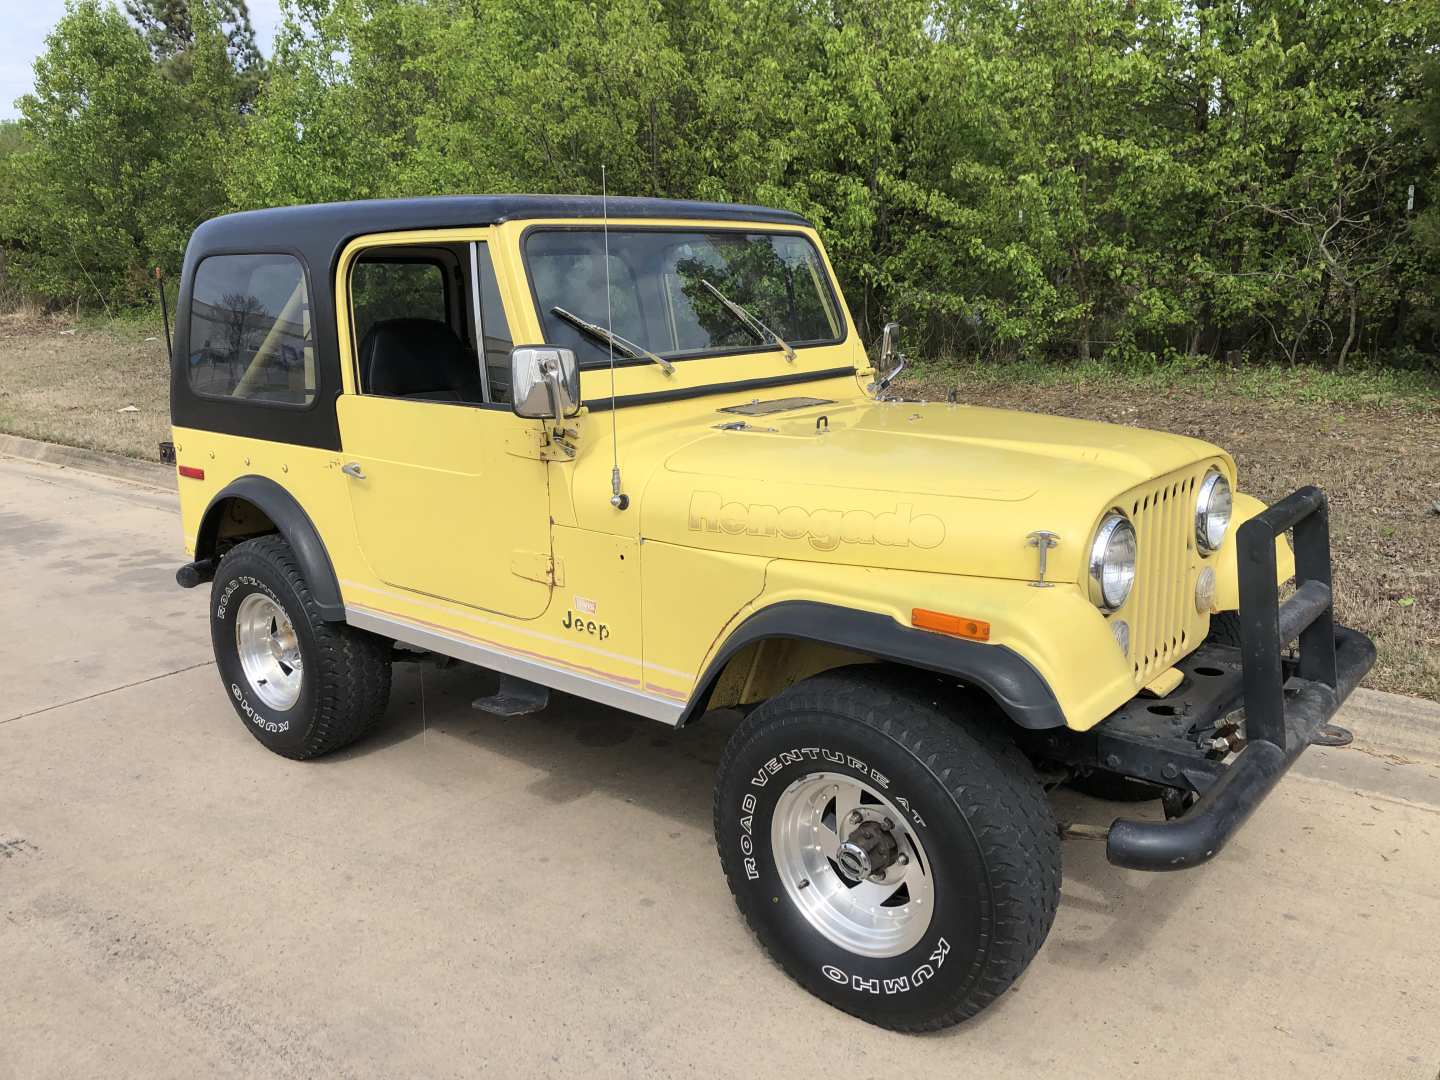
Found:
<box><xmin>688</xmin><ymin>491</ymin><xmax>944</xmax><ymax>551</ymax></box>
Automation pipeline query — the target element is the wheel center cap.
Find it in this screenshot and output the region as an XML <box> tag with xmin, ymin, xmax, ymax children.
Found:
<box><xmin>834</xmin><ymin>820</ymin><xmax>899</xmax><ymax>882</ymax></box>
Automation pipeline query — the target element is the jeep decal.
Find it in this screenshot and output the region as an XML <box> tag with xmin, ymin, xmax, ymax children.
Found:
<box><xmin>562</xmin><ymin>609</ymin><xmax>610</xmax><ymax>640</ymax></box>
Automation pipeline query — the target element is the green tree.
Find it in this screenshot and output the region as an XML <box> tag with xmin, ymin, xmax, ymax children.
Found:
<box><xmin>3</xmin><ymin>0</ymin><xmax>1438</xmax><ymax>370</ymax></box>
<box><xmin>1</xmin><ymin>0</ymin><xmax>245</xmax><ymax>306</ymax></box>
<box><xmin>126</xmin><ymin>0</ymin><xmax>266</xmax><ymax>105</ymax></box>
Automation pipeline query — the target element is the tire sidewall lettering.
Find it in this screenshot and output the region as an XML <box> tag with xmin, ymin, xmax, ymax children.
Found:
<box><xmin>230</xmin><ymin>681</ymin><xmax>291</xmax><ymax>735</ymax></box>
<box><xmin>211</xmin><ymin>560</ymin><xmax>312</xmax><ymax>749</ymax></box>
<box><xmin>724</xmin><ymin>731</ymin><xmax>979</xmax><ymax>1010</ymax></box>
<box><xmin>746</xmin><ymin>745</ymin><xmax>925</xmax><ymax>830</ymax></box>
<box><xmin>215</xmin><ymin>574</ymin><xmax>282</xmax><ymax>622</ymax></box>
<box><xmin>819</xmin><ymin>936</ymin><xmax>951</xmax><ymax>997</ymax></box>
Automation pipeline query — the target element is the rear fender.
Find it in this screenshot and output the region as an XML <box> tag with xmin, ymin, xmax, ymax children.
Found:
<box><xmin>195</xmin><ymin>475</ymin><xmax>344</xmax><ymax>621</ymax></box>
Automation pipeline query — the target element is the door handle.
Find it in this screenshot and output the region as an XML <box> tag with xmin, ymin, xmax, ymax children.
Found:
<box><xmin>341</xmin><ymin>462</ymin><xmax>366</xmax><ymax>480</ymax></box>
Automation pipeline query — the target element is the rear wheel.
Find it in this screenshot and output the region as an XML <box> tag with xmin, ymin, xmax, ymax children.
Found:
<box><xmin>713</xmin><ymin>666</ymin><xmax>1060</xmax><ymax>1031</ymax></box>
<box><xmin>210</xmin><ymin>535</ymin><xmax>391</xmax><ymax>759</ymax></box>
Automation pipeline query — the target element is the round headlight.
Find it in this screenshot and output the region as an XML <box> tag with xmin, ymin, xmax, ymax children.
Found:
<box><xmin>1088</xmin><ymin>512</ymin><xmax>1137</xmax><ymax>613</ymax></box>
<box><xmin>1195</xmin><ymin>469</ymin><xmax>1232</xmax><ymax>554</ymax></box>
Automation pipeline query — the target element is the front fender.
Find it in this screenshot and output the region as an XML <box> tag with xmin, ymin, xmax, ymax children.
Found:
<box><xmin>678</xmin><ymin>600</ymin><xmax>1065</xmax><ymax>730</ymax></box>
<box><xmin>689</xmin><ymin>561</ymin><xmax>1150</xmax><ymax>733</ymax></box>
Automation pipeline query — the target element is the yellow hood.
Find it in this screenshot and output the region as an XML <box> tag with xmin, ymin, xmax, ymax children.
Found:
<box><xmin>638</xmin><ymin>399</ymin><xmax>1229</xmax><ymax>583</ymax></box>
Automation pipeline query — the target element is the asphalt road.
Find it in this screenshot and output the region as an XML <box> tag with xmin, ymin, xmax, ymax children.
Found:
<box><xmin>3</xmin><ymin>455</ymin><xmax>1439</xmax><ymax>1079</ymax></box>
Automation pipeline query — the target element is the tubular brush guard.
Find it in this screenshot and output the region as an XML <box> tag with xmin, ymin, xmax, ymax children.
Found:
<box><xmin>1045</xmin><ymin>486</ymin><xmax>1376</xmax><ymax>871</ymax></box>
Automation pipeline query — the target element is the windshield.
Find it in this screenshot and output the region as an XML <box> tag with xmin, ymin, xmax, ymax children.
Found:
<box><xmin>525</xmin><ymin>228</ymin><xmax>844</xmax><ymax>367</ymax></box>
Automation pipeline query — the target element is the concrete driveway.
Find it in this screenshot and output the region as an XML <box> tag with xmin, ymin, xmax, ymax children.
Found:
<box><xmin>2</xmin><ymin>455</ymin><xmax>1438</xmax><ymax>1079</ymax></box>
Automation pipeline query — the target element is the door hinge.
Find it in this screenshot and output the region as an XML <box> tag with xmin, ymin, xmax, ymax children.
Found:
<box><xmin>506</xmin><ymin>424</ymin><xmax>578</xmax><ymax>462</ymax></box>
<box><xmin>511</xmin><ymin>551</ymin><xmax>563</xmax><ymax>586</ymax></box>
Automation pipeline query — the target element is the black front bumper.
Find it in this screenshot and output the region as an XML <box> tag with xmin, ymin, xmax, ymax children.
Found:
<box><xmin>1048</xmin><ymin>486</ymin><xmax>1376</xmax><ymax>872</ymax></box>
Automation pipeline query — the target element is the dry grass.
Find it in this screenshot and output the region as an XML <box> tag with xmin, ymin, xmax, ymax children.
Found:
<box><xmin>0</xmin><ymin>311</ymin><xmax>170</xmax><ymax>459</ymax></box>
<box><xmin>0</xmin><ymin>313</ymin><xmax>1434</xmax><ymax>700</ymax></box>
<box><xmin>902</xmin><ymin>365</ymin><xmax>1440</xmax><ymax>702</ymax></box>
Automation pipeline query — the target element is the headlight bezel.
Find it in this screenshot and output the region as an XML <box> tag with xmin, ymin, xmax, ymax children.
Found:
<box><xmin>1195</xmin><ymin>468</ymin><xmax>1232</xmax><ymax>555</ymax></box>
<box><xmin>1088</xmin><ymin>510</ymin><xmax>1137</xmax><ymax>614</ymax></box>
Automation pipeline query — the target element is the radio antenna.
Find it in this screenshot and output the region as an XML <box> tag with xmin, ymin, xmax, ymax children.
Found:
<box><xmin>603</xmin><ymin>165</ymin><xmax>629</xmax><ymax>511</ymax></box>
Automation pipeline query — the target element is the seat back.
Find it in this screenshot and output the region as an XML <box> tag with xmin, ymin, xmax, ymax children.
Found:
<box><xmin>359</xmin><ymin>318</ymin><xmax>484</xmax><ymax>403</ymax></box>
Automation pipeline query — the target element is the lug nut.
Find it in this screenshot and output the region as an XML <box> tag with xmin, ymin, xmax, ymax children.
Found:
<box><xmin>897</xmin><ymin>853</ymin><xmax>909</xmax><ymax>866</ymax></box>
<box><xmin>848</xmin><ymin>810</ymin><xmax>863</xmax><ymax>825</ymax></box>
<box><xmin>882</xmin><ymin>817</ymin><xmax>894</xmax><ymax>831</ymax></box>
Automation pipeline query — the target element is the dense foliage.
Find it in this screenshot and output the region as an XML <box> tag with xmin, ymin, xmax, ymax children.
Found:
<box><xmin>2</xmin><ymin>0</ymin><xmax>1438</xmax><ymax>370</ymax></box>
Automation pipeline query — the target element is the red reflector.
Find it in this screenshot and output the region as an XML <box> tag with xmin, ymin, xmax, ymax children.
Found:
<box><xmin>911</xmin><ymin>608</ymin><xmax>990</xmax><ymax>642</ymax></box>
<box><xmin>178</xmin><ymin>465</ymin><xmax>205</xmax><ymax>480</ymax></box>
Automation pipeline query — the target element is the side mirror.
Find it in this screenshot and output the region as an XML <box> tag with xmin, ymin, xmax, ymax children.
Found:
<box><xmin>511</xmin><ymin>345</ymin><xmax>580</xmax><ymax>420</ymax></box>
<box><xmin>880</xmin><ymin>320</ymin><xmax>901</xmax><ymax>367</ymax></box>
<box><xmin>869</xmin><ymin>321</ymin><xmax>907</xmax><ymax>396</ymax></box>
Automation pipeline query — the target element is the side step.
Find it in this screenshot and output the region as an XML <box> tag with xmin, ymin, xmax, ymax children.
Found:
<box><xmin>472</xmin><ymin>674</ymin><xmax>550</xmax><ymax>717</ymax></box>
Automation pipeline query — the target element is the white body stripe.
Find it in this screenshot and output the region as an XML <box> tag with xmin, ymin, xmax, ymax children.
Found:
<box><xmin>345</xmin><ymin>603</ymin><xmax>686</xmax><ymax>726</ymax></box>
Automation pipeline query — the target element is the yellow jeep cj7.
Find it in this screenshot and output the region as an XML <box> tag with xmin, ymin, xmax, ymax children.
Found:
<box><xmin>167</xmin><ymin>195</ymin><xmax>1374</xmax><ymax>1030</ymax></box>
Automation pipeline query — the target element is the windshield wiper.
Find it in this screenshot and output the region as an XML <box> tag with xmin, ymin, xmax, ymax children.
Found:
<box><xmin>700</xmin><ymin>280</ymin><xmax>796</xmax><ymax>362</ymax></box>
<box><xmin>551</xmin><ymin>306</ymin><xmax>674</xmax><ymax>375</ymax></box>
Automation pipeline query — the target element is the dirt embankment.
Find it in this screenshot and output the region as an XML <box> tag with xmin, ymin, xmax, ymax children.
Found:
<box><xmin>0</xmin><ymin>312</ymin><xmax>170</xmax><ymax>460</ymax></box>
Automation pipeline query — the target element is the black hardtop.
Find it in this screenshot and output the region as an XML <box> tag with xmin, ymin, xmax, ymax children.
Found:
<box><xmin>190</xmin><ymin>194</ymin><xmax>811</xmax><ymax>257</ymax></box>
<box><xmin>174</xmin><ymin>194</ymin><xmax>813</xmax><ymax>451</ymax></box>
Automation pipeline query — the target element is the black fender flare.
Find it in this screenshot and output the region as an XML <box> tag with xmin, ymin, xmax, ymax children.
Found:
<box><xmin>677</xmin><ymin>600</ymin><xmax>1066</xmax><ymax>730</ymax></box>
<box><xmin>196</xmin><ymin>475</ymin><xmax>345</xmax><ymax>622</ymax></box>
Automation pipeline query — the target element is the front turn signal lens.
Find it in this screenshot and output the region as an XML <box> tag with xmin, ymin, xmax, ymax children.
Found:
<box><xmin>912</xmin><ymin>608</ymin><xmax>990</xmax><ymax>642</ymax></box>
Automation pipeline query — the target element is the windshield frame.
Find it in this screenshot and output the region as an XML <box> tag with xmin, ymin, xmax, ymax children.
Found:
<box><xmin>518</xmin><ymin>224</ymin><xmax>849</xmax><ymax>369</ymax></box>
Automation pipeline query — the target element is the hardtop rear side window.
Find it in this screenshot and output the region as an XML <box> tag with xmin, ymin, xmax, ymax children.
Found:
<box><xmin>187</xmin><ymin>254</ymin><xmax>314</xmax><ymax>406</ymax></box>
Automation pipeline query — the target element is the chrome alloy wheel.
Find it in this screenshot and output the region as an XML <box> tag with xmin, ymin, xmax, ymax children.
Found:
<box><xmin>770</xmin><ymin>771</ymin><xmax>935</xmax><ymax>958</ymax></box>
<box><xmin>234</xmin><ymin>592</ymin><xmax>304</xmax><ymax>710</ymax></box>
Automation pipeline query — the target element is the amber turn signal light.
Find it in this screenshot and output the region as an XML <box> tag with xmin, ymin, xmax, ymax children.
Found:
<box><xmin>911</xmin><ymin>608</ymin><xmax>990</xmax><ymax>641</ymax></box>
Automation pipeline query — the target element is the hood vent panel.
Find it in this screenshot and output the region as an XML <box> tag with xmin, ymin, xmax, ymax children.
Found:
<box><xmin>717</xmin><ymin>396</ymin><xmax>834</xmax><ymax>417</ymax></box>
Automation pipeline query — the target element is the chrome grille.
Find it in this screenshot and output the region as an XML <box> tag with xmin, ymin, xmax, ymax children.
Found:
<box><xmin>1123</xmin><ymin>467</ymin><xmax>1209</xmax><ymax>685</ymax></box>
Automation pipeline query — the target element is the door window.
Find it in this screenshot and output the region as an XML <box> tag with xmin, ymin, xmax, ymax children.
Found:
<box><xmin>349</xmin><ymin>243</ymin><xmax>513</xmax><ymax>405</ymax></box>
<box><xmin>352</xmin><ymin>259</ymin><xmax>449</xmax><ymax>346</ymax></box>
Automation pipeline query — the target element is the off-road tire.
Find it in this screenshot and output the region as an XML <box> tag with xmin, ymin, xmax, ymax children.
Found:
<box><xmin>210</xmin><ymin>535</ymin><xmax>391</xmax><ymax>759</ymax></box>
<box><xmin>1206</xmin><ymin>611</ymin><xmax>1243</xmax><ymax>648</ymax></box>
<box><xmin>713</xmin><ymin>665</ymin><xmax>1060</xmax><ymax>1031</ymax></box>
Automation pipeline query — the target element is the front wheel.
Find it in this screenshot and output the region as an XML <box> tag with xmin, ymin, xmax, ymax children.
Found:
<box><xmin>713</xmin><ymin>666</ymin><xmax>1060</xmax><ymax>1031</ymax></box>
<box><xmin>210</xmin><ymin>535</ymin><xmax>392</xmax><ymax>759</ymax></box>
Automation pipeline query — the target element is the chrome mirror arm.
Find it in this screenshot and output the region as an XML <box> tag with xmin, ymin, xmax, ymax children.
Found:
<box><xmin>541</xmin><ymin>359</ymin><xmax>563</xmax><ymax>422</ymax></box>
<box><xmin>868</xmin><ymin>320</ymin><xmax>906</xmax><ymax>398</ymax></box>
<box><xmin>867</xmin><ymin>352</ymin><xmax>908</xmax><ymax>397</ymax></box>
